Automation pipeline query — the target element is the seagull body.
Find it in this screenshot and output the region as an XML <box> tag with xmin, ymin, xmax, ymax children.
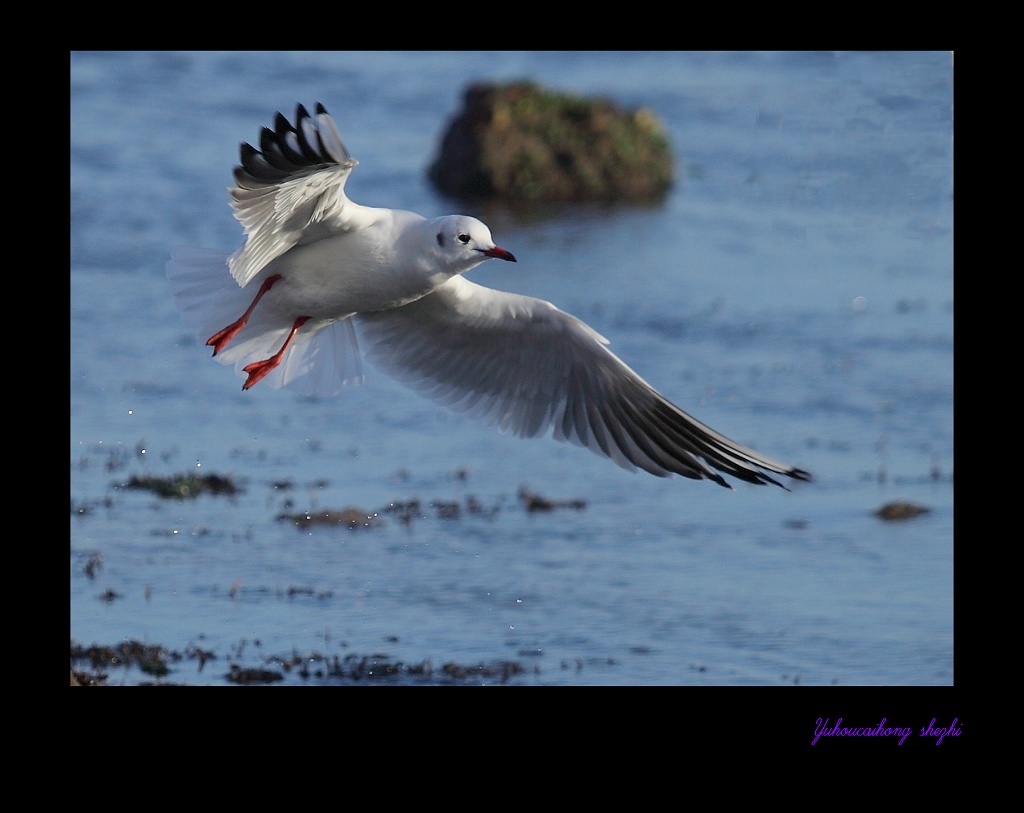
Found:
<box><xmin>167</xmin><ymin>103</ymin><xmax>810</xmax><ymax>489</ymax></box>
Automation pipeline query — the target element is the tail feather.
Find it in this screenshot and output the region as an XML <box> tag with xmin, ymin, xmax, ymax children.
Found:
<box><xmin>166</xmin><ymin>246</ymin><xmax>363</xmax><ymax>396</ymax></box>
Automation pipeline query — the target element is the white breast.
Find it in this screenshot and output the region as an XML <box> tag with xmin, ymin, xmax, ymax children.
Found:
<box><xmin>263</xmin><ymin>210</ymin><xmax>441</xmax><ymax>318</ymax></box>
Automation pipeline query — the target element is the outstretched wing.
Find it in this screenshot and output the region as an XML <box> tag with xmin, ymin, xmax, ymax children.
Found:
<box><xmin>357</xmin><ymin>276</ymin><xmax>810</xmax><ymax>488</ymax></box>
<box><xmin>228</xmin><ymin>103</ymin><xmax>376</xmax><ymax>287</ymax></box>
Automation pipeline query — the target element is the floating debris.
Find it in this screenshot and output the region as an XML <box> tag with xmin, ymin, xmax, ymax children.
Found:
<box><xmin>284</xmin><ymin>585</ymin><xmax>334</xmax><ymax>600</ymax></box>
<box><xmin>384</xmin><ymin>499</ymin><xmax>422</xmax><ymax>526</ymax></box>
<box><xmin>227</xmin><ymin>665</ymin><xmax>284</xmax><ymax>685</ymax></box>
<box><xmin>874</xmin><ymin>501</ymin><xmax>930</xmax><ymax>521</ymax></box>
<box><xmin>71</xmin><ymin>496</ymin><xmax>114</xmax><ymax>515</ymax></box>
<box><xmin>440</xmin><ymin>660</ymin><xmax>525</xmax><ymax>683</ymax></box>
<box><xmin>277</xmin><ymin>508</ymin><xmax>382</xmax><ymax>529</ymax></box>
<box><xmin>434</xmin><ymin>500</ymin><xmax>462</xmax><ymax>519</ymax></box>
<box><xmin>519</xmin><ymin>487</ymin><xmax>587</xmax><ymax>512</ymax></box>
<box><xmin>84</xmin><ymin>554</ymin><xmax>104</xmax><ymax>579</ymax></box>
<box><xmin>70</xmin><ymin>638</ymin><xmax>179</xmax><ymax>681</ymax></box>
<box><xmin>71</xmin><ymin>669</ymin><xmax>102</xmax><ymax>686</ymax></box>
<box><xmin>122</xmin><ymin>472</ymin><xmax>241</xmax><ymax>499</ymax></box>
<box><xmin>465</xmin><ymin>494</ymin><xmax>500</xmax><ymax>519</ymax></box>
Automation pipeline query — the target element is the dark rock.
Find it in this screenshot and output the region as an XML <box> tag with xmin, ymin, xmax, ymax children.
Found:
<box><xmin>429</xmin><ymin>81</ymin><xmax>674</xmax><ymax>202</ymax></box>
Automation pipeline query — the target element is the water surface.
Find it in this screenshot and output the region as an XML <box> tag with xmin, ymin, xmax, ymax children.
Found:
<box><xmin>70</xmin><ymin>51</ymin><xmax>953</xmax><ymax>686</ymax></box>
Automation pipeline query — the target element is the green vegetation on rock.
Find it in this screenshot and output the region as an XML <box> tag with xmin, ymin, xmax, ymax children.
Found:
<box><xmin>429</xmin><ymin>82</ymin><xmax>674</xmax><ymax>203</ymax></box>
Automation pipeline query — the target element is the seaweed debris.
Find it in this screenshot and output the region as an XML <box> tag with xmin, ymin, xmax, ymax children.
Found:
<box><xmin>72</xmin><ymin>638</ymin><xmax>527</xmax><ymax>686</ymax></box>
<box><xmin>519</xmin><ymin>487</ymin><xmax>587</xmax><ymax>512</ymax></box>
<box><xmin>122</xmin><ymin>472</ymin><xmax>241</xmax><ymax>499</ymax></box>
<box><xmin>276</xmin><ymin>508</ymin><xmax>382</xmax><ymax>529</ymax></box>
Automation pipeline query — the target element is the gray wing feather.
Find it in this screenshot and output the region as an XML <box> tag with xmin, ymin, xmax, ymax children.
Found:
<box><xmin>357</xmin><ymin>276</ymin><xmax>810</xmax><ymax>488</ymax></box>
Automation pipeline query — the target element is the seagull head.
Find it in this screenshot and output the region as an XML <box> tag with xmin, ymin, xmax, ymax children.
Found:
<box><xmin>432</xmin><ymin>215</ymin><xmax>516</xmax><ymax>273</ymax></box>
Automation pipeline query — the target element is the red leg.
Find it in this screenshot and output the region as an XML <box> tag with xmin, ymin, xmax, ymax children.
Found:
<box><xmin>241</xmin><ymin>316</ymin><xmax>310</xmax><ymax>390</ymax></box>
<box><xmin>206</xmin><ymin>274</ymin><xmax>282</xmax><ymax>355</ymax></box>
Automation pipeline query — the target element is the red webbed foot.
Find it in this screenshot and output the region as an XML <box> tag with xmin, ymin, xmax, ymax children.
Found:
<box><xmin>240</xmin><ymin>316</ymin><xmax>310</xmax><ymax>390</ymax></box>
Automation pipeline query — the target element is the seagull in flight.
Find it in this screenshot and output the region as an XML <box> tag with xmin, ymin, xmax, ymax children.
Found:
<box><xmin>167</xmin><ymin>103</ymin><xmax>810</xmax><ymax>489</ymax></box>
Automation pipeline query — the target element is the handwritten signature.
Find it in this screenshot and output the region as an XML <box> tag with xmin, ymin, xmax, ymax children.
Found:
<box><xmin>812</xmin><ymin>717</ymin><xmax>960</xmax><ymax>746</ymax></box>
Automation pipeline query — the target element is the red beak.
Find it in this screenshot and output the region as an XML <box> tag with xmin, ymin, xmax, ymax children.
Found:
<box><xmin>481</xmin><ymin>246</ymin><xmax>516</xmax><ymax>262</ymax></box>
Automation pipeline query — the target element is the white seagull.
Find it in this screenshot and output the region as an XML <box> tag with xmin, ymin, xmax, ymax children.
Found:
<box><xmin>167</xmin><ymin>103</ymin><xmax>810</xmax><ymax>489</ymax></box>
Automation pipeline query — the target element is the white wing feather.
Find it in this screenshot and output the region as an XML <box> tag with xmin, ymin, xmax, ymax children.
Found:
<box><xmin>227</xmin><ymin>103</ymin><xmax>376</xmax><ymax>288</ymax></box>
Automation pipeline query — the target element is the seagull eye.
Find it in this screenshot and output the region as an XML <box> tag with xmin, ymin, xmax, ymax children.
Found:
<box><xmin>457</xmin><ymin>233</ymin><xmax>470</xmax><ymax>244</ymax></box>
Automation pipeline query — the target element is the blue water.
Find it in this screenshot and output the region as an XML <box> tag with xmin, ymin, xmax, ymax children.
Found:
<box><xmin>70</xmin><ymin>51</ymin><xmax>953</xmax><ymax>685</ymax></box>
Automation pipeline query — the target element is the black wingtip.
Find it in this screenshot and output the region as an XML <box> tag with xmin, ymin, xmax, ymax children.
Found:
<box><xmin>274</xmin><ymin>111</ymin><xmax>293</xmax><ymax>133</ymax></box>
<box><xmin>763</xmin><ymin>466</ymin><xmax>811</xmax><ymax>492</ymax></box>
<box><xmin>235</xmin><ymin>104</ymin><xmax>352</xmax><ymax>182</ymax></box>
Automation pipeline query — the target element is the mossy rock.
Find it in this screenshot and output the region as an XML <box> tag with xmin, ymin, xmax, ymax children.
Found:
<box><xmin>429</xmin><ymin>81</ymin><xmax>674</xmax><ymax>203</ymax></box>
